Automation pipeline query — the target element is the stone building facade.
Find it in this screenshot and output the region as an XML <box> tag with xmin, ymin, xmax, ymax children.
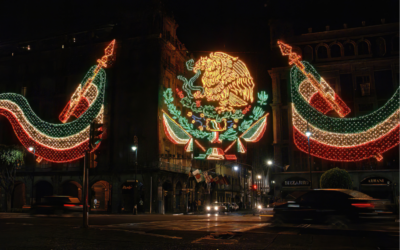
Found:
<box><xmin>268</xmin><ymin>20</ymin><xmax>399</xmax><ymax>201</ymax></box>
<box><xmin>0</xmin><ymin>2</ymin><xmax>252</xmax><ymax>213</ymax></box>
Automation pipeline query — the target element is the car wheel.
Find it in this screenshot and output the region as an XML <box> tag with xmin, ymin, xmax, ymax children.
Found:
<box><xmin>271</xmin><ymin>215</ymin><xmax>285</xmax><ymax>227</ymax></box>
<box><xmin>327</xmin><ymin>215</ymin><xmax>348</xmax><ymax>229</ymax></box>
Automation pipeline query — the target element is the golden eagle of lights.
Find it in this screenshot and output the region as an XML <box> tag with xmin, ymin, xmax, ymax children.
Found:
<box><xmin>192</xmin><ymin>52</ymin><xmax>255</xmax><ymax>112</ymax></box>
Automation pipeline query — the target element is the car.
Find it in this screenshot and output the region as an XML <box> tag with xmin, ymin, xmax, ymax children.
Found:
<box><xmin>205</xmin><ymin>202</ymin><xmax>227</xmax><ymax>214</ymax></box>
<box><xmin>30</xmin><ymin>196</ymin><xmax>83</xmax><ymax>216</ymax></box>
<box><xmin>230</xmin><ymin>203</ymin><xmax>239</xmax><ymax>211</ymax></box>
<box><xmin>272</xmin><ymin>189</ymin><xmax>394</xmax><ymax>228</ymax></box>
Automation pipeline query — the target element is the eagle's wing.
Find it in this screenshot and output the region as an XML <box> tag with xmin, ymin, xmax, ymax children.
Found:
<box><xmin>228</xmin><ymin>59</ymin><xmax>255</xmax><ymax>103</ymax></box>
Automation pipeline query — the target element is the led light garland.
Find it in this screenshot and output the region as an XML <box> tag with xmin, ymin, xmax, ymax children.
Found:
<box><xmin>278</xmin><ymin>41</ymin><xmax>400</xmax><ymax>162</ymax></box>
<box><xmin>162</xmin><ymin>54</ymin><xmax>269</xmax><ymax>160</ymax></box>
<box><xmin>0</xmin><ymin>40</ymin><xmax>115</xmax><ymax>163</ymax></box>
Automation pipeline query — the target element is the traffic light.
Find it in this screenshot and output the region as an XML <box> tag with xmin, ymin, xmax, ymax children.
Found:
<box><xmin>90</xmin><ymin>152</ymin><xmax>99</xmax><ymax>168</ymax></box>
<box><xmin>253</xmin><ymin>184</ymin><xmax>257</xmax><ymax>190</ymax></box>
<box><xmin>90</xmin><ymin>121</ymin><xmax>103</xmax><ymax>149</ymax></box>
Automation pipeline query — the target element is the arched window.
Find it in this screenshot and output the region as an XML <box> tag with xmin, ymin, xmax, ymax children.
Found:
<box><xmin>392</xmin><ymin>35</ymin><xmax>399</xmax><ymax>52</ymax></box>
<box><xmin>358</xmin><ymin>41</ymin><xmax>369</xmax><ymax>55</ymax></box>
<box><xmin>330</xmin><ymin>44</ymin><xmax>342</xmax><ymax>58</ymax></box>
<box><xmin>317</xmin><ymin>45</ymin><xmax>328</xmax><ymax>59</ymax></box>
<box><xmin>375</xmin><ymin>37</ymin><xmax>386</xmax><ymax>56</ymax></box>
<box><xmin>303</xmin><ymin>45</ymin><xmax>313</xmax><ymax>61</ymax></box>
<box><xmin>344</xmin><ymin>42</ymin><xmax>355</xmax><ymax>56</ymax></box>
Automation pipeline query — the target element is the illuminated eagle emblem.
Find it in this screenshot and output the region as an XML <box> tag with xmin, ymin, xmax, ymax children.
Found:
<box><xmin>162</xmin><ymin>52</ymin><xmax>268</xmax><ymax>161</ymax></box>
<box><xmin>192</xmin><ymin>52</ymin><xmax>255</xmax><ymax>113</ymax></box>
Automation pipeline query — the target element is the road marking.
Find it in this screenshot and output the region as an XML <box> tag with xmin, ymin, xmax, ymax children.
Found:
<box><xmin>297</xmin><ymin>224</ymin><xmax>311</xmax><ymax>228</ymax></box>
<box><xmin>97</xmin><ymin>228</ymin><xmax>182</xmax><ymax>239</ymax></box>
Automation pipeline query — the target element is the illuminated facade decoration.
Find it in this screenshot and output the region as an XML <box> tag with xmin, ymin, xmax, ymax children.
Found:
<box><xmin>0</xmin><ymin>40</ymin><xmax>115</xmax><ymax>163</ymax></box>
<box><xmin>279</xmin><ymin>41</ymin><xmax>400</xmax><ymax>162</ymax></box>
<box><xmin>278</xmin><ymin>41</ymin><xmax>351</xmax><ymax>118</ymax></box>
<box><xmin>162</xmin><ymin>54</ymin><xmax>269</xmax><ymax>160</ymax></box>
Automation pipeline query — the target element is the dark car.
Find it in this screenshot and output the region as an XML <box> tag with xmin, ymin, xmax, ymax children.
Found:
<box><xmin>30</xmin><ymin>196</ymin><xmax>83</xmax><ymax>216</ymax></box>
<box><xmin>272</xmin><ymin>189</ymin><xmax>394</xmax><ymax>228</ymax></box>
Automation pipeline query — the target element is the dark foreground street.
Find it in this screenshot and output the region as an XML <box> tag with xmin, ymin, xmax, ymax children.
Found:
<box><xmin>0</xmin><ymin>213</ymin><xmax>398</xmax><ymax>250</ymax></box>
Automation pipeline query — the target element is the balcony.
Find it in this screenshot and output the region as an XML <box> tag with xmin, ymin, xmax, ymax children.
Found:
<box><xmin>144</xmin><ymin>160</ymin><xmax>192</xmax><ymax>174</ymax></box>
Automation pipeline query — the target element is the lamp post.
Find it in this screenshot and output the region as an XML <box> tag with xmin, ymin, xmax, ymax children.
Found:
<box><xmin>257</xmin><ymin>175</ymin><xmax>261</xmax><ymax>205</ymax></box>
<box><xmin>28</xmin><ymin>146</ymin><xmax>35</xmax><ymax>205</ymax></box>
<box><xmin>231</xmin><ymin>166</ymin><xmax>239</xmax><ymax>204</ymax></box>
<box><xmin>306</xmin><ymin>124</ymin><xmax>312</xmax><ymax>189</ymax></box>
<box><xmin>132</xmin><ymin>145</ymin><xmax>138</xmax><ymax>215</ymax></box>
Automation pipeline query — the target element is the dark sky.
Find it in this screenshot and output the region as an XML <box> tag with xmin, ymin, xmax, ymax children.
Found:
<box><xmin>0</xmin><ymin>0</ymin><xmax>397</xmax><ymax>48</ymax></box>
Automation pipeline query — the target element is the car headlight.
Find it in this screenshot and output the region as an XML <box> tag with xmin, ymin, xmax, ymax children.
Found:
<box><xmin>206</xmin><ymin>206</ymin><xmax>211</xmax><ymax>211</ymax></box>
<box><xmin>214</xmin><ymin>206</ymin><xmax>218</xmax><ymax>211</ymax></box>
<box><xmin>258</xmin><ymin>205</ymin><xmax>262</xmax><ymax>209</ymax></box>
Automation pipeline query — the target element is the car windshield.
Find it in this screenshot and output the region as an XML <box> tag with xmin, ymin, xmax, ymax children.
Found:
<box><xmin>334</xmin><ymin>189</ymin><xmax>374</xmax><ymax>199</ymax></box>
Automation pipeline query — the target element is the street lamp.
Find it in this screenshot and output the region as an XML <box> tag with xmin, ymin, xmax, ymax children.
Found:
<box><xmin>267</xmin><ymin>160</ymin><xmax>273</xmax><ymax>166</ymax></box>
<box><xmin>28</xmin><ymin>146</ymin><xmax>35</xmax><ymax>205</ymax></box>
<box><xmin>306</xmin><ymin>124</ymin><xmax>312</xmax><ymax>189</ymax></box>
<box><xmin>233</xmin><ymin>166</ymin><xmax>238</xmax><ymax>171</ymax></box>
<box><xmin>131</xmin><ymin>143</ymin><xmax>138</xmax><ymax>215</ymax></box>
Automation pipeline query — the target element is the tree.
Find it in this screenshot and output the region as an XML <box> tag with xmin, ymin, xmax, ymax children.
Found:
<box><xmin>0</xmin><ymin>145</ymin><xmax>25</xmax><ymax>212</ymax></box>
<box><xmin>320</xmin><ymin>167</ymin><xmax>352</xmax><ymax>189</ymax></box>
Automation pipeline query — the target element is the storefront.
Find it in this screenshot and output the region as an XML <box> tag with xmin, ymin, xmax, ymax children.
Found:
<box><xmin>281</xmin><ymin>177</ymin><xmax>310</xmax><ymax>201</ymax></box>
<box><xmin>359</xmin><ymin>177</ymin><xmax>393</xmax><ymax>201</ymax></box>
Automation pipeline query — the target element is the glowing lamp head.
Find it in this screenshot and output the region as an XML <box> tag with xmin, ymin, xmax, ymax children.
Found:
<box><xmin>257</xmin><ymin>175</ymin><xmax>261</xmax><ymax>179</ymax></box>
<box><xmin>131</xmin><ymin>146</ymin><xmax>137</xmax><ymax>151</ymax></box>
<box><xmin>267</xmin><ymin>160</ymin><xmax>273</xmax><ymax>165</ymax></box>
<box><xmin>233</xmin><ymin>166</ymin><xmax>238</xmax><ymax>171</ymax></box>
<box><xmin>305</xmin><ymin>130</ymin><xmax>312</xmax><ymax>138</ymax></box>
<box><xmin>28</xmin><ymin>147</ymin><xmax>34</xmax><ymax>152</ymax></box>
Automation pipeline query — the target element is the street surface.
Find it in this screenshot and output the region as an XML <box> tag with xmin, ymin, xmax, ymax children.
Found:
<box><xmin>0</xmin><ymin>213</ymin><xmax>398</xmax><ymax>249</ymax></box>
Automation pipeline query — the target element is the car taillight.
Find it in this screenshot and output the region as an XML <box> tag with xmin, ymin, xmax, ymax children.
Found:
<box><xmin>351</xmin><ymin>203</ymin><xmax>374</xmax><ymax>208</ymax></box>
<box><xmin>79</xmin><ymin>205</ymin><xmax>83</xmax><ymax>207</ymax></box>
<box><xmin>64</xmin><ymin>204</ymin><xmax>75</xmax><ymax>207</ymax></box>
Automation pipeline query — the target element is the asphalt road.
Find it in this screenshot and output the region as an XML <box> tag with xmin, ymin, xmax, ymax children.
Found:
<box><xmin>0</xmin><ymin>213</ymin><xmax>398</xmax><ymax>250</ymax></box>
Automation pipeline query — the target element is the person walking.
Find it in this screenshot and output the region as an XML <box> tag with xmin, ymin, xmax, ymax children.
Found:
<box><xmin>139</xmin><ymin>198</ymin><xmax>144</xmax><ymax>213</ymax></box>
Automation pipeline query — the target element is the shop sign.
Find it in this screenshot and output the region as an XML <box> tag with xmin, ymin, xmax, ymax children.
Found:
<box><xmin>361</xmin><ymin>177</ymin><xmax>391</xmax><ymax>186</ymax></box>
<box><xmin>282</xmin><ymin>177</ymin><xmax>310</xmax><ymax>187</ymax></box>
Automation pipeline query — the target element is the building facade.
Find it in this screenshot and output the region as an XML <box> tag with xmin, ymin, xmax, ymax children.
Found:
<box><xmin>268</xmin><ymin>20</ymin><xmax>399</xmax><ymax>201</ymax></box>
<box><xmin>0</xmin><ymin>2</ymin><xmax>253</xmax><ymax>214</ymax></box>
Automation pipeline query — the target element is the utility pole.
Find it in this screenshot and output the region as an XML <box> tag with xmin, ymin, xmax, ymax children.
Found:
<box><xmin>306</xmin><ymin>122</ymin><xmax>313</xmax><ymax>189</ymax></box>
<box><xmin>83</xmin><ymin>121</ymin><xmax>103</xmax><ymax>228</ymax></box>
<box><xmin>83</xmin><ymin>151</ymin><xmax>89</xmax><ymax>228</ymax></box>
<box><xmin>132</xmin><ymin>136</ymin><xmax>138</xmax><ymax>215</ymax></box>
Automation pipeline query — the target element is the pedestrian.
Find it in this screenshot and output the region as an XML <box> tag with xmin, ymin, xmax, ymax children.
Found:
<box><xmin>139</xmin><ymin>198</ymin><xmax>144</xmax><ymax>213</ymax></box>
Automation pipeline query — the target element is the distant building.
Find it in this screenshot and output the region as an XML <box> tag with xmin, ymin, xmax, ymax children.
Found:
<box><xmin>268</xmin><ymin>20</ymin><xmax>399</xmax><ymax>201</ymax></box>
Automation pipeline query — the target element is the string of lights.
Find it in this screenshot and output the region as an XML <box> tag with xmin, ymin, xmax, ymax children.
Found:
<box><xmin>279</xmin><ymin>41</ymin><xmax>400</xmax><ymax>162</ymax></box>
<box><xmin>0</xmin><ymin>40</ymin><xmax>115</xmax><ymax>163</ymax></box>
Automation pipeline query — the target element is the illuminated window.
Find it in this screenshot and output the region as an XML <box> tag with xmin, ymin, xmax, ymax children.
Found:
<box><xmin>356</xmin><ymin>76</ymin><xmax>371</xmax><ymax>97</ymax></box>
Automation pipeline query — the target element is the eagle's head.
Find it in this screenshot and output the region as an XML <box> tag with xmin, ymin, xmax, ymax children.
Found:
<box><xmin>193</xmin><ymin>52</ymin><xmax>236</xmax><ymax>89</ymax></box>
